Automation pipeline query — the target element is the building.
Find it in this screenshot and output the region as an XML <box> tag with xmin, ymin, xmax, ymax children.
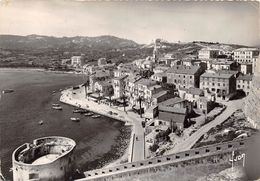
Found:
<box><xmin>98</xmin><ymin>58</ymin><xmax>107</xmax><ymax>66</ymax></box>
<box><xmin>240</xmin><ymin>63</ymin><xmax>253</xmax><ymax>75</ymax></box>
<box><xmin>178</xmin><ymin>87</ymin><xmax>204</xmax><ymax>104</ymax></box>
<box><xmin>89</xmin><ymin>70</ymin><xmax>111</xmax><ymax>92</ymax></box>
<box><xmin>234</xmin><ymin>48</ymin><xmax>259</xmax><ymax>74</ymax></box>
<box><xmin>167</xmin><ymin>65</ymin><xmax>203</xmax><ymax>89</ymax></box>
<box><xmin>200</xmin><ymin>72</ymin><xmax>236</xmax><ymax>100</ymax></box>
<box><xmin>157</xmin><ymin>97</ymin><xmax>189</xmax><ymax>129</ymax></box>
<box><xmin>94</xmin><ymin>81</ymin><xmax>113</xmax><ymax>97</ymax></box>
<box><xmin>150</xmin><ymin>72</ymin><xmax>167</xmax><ymax>83</ymax></box>
<box><xmin>198</xmin><ymin>48</ymin><xmax>219</xmax><ymax>59</ymax></box>
<box><xmin>233</xmin><ymin>48</ymin><xmax>259</xmax><ymax>64</ymax></box>
<box><xmin>12</xmin><ymin>136</ymin><xmax>76</xmax><ymax>181</ymax></box>
<box><xmin>71</xmin><ymin>56</ymin><xmax>83</xmax><ymax>68</ymax></box>
<box><xmin>153</xmin><ymin>66</ymin><xmax>169</xmax><ymax>74</ymax></box>
<box><xmin>197</xmin><ymin>97</ymin><xmax>215</xmax><ymax>114</ymax></box>
<box><xmin>210</xmin><ymin>59</ymin><xmax>238</xmax><ymax>71</ymax></box>
<box><xmin>112</xmin><ymin>75</ymin><xmax>128</xmax><ymax>99</ymax></box>
<box><xmin>236</xmin><ymin>74</ymin><xmax>253</xmax><ymax>95</ymax></box>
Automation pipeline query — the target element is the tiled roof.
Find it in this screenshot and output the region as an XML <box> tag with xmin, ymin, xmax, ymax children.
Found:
<box><xmin>201</xmin><ymin>72</ymin><xmax>233</xmax><ymax>79</ymax></box>
<box><xmin>159</xmin><ymin>97</ymin><xmax>186</xmax><ymax>106</ymax></box>
<box><xmin>167</xmin><ymin>65</ymin><xmax>200</xmax><ymax>75</ymax></box>
<box><xmin>135</xmin><ymin>78</ymin><xmax>157</xmax><ymax>87</ymax></box>
<box><xmin>237</xmin><ymin>74</ymin><xmax>253</xmax><ymax>81</ymax></box>
<box><xmin>234</xmin><ymin>48</ymin><xmax>259</xmax><ymax>52</ymax></box>
<box><xmin>158</xmin><ymin>111</ymin><xmax>186</xmax><ymax>123</ymax></box>
<box><xmin>152</xmin><ymin>90</ymin><xmax>168</xmax><ymax>99</ymax></box>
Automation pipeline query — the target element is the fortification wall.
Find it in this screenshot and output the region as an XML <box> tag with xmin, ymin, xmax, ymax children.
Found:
<box><xmin>244</xmin><ymin>56</ymin><xmax>260</xmax><ymax>129</ymax></box>
<box><xmin>76</xmin><ymin>140</ymin><xmax>246</xmax><ymax>181</ymax></box>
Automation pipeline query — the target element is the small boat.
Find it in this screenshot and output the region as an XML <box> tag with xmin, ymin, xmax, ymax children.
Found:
<box><xmin>84</xmin><ymin>112</ymin><xmax>94</xmax><ymax>116</ymax></box>
<box><xmin>70</xmin><ymin>117</ymin><xmax>80</xmax><ymax>122</ymax></box>
<box><xmin>73</xmin><ymin>109</ymin><xmax>88</xmax><ymax>114</ymax></box>
<box><xmin>2</xmin><ymin>89</ymin><xmax>14</xmax><ymax>94</ymax></box>
<box><xmin>38</xmin><ymin>120</ymin><xmax>44</xmax><ymax>125</ymax></box>
<box><xmin>52</xmin><ymin>103</ymin><xmax>60</xmax><ymax>106</ymax></box>
<box><xmin>73</xmin><ymin>109</ymin><xmax>81</xmax><ymax>113</ymax></box>
<box><xmin>92</xmin><ymin>114</ymin><xmax>101</xmax><ymax>118</ymax></box>
<box><xmin>52</xmin><ymin>105</ymin><xmax>62</xmax><ymax>110</ymax></box>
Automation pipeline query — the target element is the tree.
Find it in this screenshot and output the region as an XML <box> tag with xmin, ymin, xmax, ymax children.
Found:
<box><xmin>107</xmin><ymin>86</ymin><xmax>114</xmax><ymax>107</ymax></box>
<box><xmin>83</xmin><ymin>80</ymin><xmax>90</xmax><ymax>98</ymax></box>
<box><xmin>137</xmin><ymin>96</ymin><xmax>144</xmax><ymax>118</ymax></box>
<box><xmin>121</xmin><ymin>94</ymin><xmax>127</xmax><ymax>112</ymax></box>
<box><xmin>96</xmin><ymin>89</ymin><xmax>101</xmax><ymax>104</ymax></box>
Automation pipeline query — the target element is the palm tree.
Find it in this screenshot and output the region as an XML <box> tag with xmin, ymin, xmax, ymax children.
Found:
<box><xmin>96</xmin><ymin>89</ymin><xmax>101</xmax><ymax>104</ymax></box>
<box><xmin>121</xmin><ymin>94</ymin><xmax>127</xmax><ymax>112</ymax></box>
<box><xmin>107</xmin><ymin>86</ymin><xmax>114</xmax><ymax>107</ymax></box>
<box><xmin>137</xmin><ymin>96</ymin><xmax>144</xmax><ymax>118</ymax></box>
<box><xmin>83</xmin><ymin>80</ymin><xmax>90</xmax><ymax>98</ymax></box>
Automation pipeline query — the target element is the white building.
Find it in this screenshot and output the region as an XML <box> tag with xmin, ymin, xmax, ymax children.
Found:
<box><xmin>198</xmin><ymin>48</ymin><xmax>219</xmax><ymax>59</ymax></box>
<box><xmin>71</xmin><ymin>56</ymin><xmax>83</xmax><ymax>68</ymax></box>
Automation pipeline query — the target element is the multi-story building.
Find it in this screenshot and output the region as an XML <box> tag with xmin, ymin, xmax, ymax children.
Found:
<box><xmin>94</xmin><ymin>81</ymin><xmax>113</xmax><ymax>97</ymax></box>
<box><xmin>200</xmin><ymin>72</ymin><xmax>236</xmax><ymax>100</ymax></box>
<box><xmin>89</xmin><ymin>70</ymin><xmax>111</xmax><ymax>92</ymax></box>
<box><xmin>112</xmin><ymin>75</ymin><xmax>128</xmax><ymax>99</ymax></box>
<box><xmin>167</xmin><ymin>65</ymin><xmax>203</xmax><ymax>89</ymax></box>
<box><xmin>233</xmin><ymin>48</ymin><xmax>259</xmax><ymax>64</ymax></box>
<box><xmin>233</xmin><ymin>48</ymin><xmax>259</xmax><ymax>74</ymax></box>
<box><xmin>210</xmin><ymin>59</ymin><xmax>238</xmax><ymax>71</ymax></box>
<box><xmin>198</xmin><ymin>48</ymin><xmax>219</xmax><ymax>59</ymax></box>
<box><xmin>236</xmin><ymin>74</ymin><xmax>253</xmax><ymax>95</ymax></box>
<box><xmin>71</xmin><ymin>56</ymin><xmax>83</xmax><ymax>68</ymax></box>
<box><xmin>150</xmin><ymin>72</ymin><xmax>167</xmax><ymax>83</ymax></box>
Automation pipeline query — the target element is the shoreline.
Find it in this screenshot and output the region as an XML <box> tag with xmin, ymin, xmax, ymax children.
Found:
<box><xmin>0</xmin><ymin>67</ymin><xmax>82</xmax><ymax>75</ymax></box>
<box><xmin>59</xmin><ymin>87</ymin><xmax>135</xmax><ymax>171</ymax></box>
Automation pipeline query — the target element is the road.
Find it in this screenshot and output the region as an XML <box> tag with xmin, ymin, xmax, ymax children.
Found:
<box><xmin>60</xmin><ymin>87</ymin><xmax>146</xmax><ymax>163</ymax></box>
<box><xmin>168</xmin><ymin>98</ymin><xmax>244</xmax><ymax>154</ymax></box>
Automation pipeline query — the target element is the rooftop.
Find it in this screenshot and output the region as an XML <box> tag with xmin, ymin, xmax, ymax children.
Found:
<box><xmin>237</xmin><ymin>74</ymin><xmax>253</xmax><ymax>81</ymax></box>
<box><xmin>234</xmin><ymin>48</ymin><xmax>259</xmax><ymax>52</ymax></box>
<box><xmin>201</xmin><ymin>72</ymin><xmax>233</xmax><ymax>79</ymax></box>
<box><xmin>136</xmin><ymin>78</ymin><xmax>157</xmax><ymax>87</ymax></box>
<box><xmin>167</xmin><ymin>65</ymin><xmax>201</xmax><ymax>75</ymax></box>
<box><xmin>152</xmin><ymin>90</ymin><xmax>168</xmax><ymax>99</ymax></box>
<box><xmin>159</xmin><ymin>97</ymin><xmax>186</xmax><ymax>106</ymax></box>
<box><xmin>180</xmin><ymin>87</ymin><xmax>204</xmax><ymax>96</ymax></box>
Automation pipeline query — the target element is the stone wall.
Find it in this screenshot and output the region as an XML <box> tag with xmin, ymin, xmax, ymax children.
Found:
<box><xmin>244</xmin><ymin>56</ymin><xmax>260</xmax><ymax>129</ymax></box>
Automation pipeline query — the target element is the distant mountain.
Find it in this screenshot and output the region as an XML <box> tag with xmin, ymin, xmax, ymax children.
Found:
<box><xmin>0</xmin><ymin>34</ymin><xmax>140</xmax><ymax>50</ymax></box>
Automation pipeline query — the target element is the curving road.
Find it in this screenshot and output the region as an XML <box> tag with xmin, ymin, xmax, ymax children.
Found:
<box><xmin>167</xmin><ymin>98</ymin><xmax>245</xmax><ymax>154</ymax></box>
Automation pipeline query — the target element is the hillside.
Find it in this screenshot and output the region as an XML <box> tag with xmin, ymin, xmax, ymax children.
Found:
<box><xmin>0</xmin><ymin>35</ymin><xmax>249</xmax><ymax>68</ymax></box>
<box><xmin>0</xmin><ymin>34</ymin><xmax>139</xmax><ymax>50</ymax></box>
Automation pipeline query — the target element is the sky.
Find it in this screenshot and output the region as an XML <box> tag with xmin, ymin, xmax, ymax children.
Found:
<box><xmin>0</xmin><ymin>0</ymin><xmax>259</xmax><ymax>46</ymax></box>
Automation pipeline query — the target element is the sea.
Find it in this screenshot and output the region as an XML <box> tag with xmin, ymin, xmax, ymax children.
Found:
<box><xmin>0</xmin><ymin>69</ymin><xmax>130</xmax><ymax>180</ymax></box>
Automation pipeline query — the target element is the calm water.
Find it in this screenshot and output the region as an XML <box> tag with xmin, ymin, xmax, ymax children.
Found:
<box><xmin>0</xmin><ymin>69</ymin><xmax>129</xmax><ymax>180</ymax></box>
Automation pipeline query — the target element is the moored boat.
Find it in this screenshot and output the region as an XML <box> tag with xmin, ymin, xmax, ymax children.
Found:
<box><xmin>52</xmin><ymin>103</ymin><xmax>60</xmax><ymax>107</ymax></box>
<box><xmin>92</xmin><ymin>114</ymin><xmax>101</xmax><ymax>118</ymax></box>
<box><xmin>84</xmin><ymin>112</ymin><xmax>94</xmax><ymax>116</ymax></box>
<box><xmin>52</xmin><ymin>105</ymin><xmax>62</xmax><ymax>110</ymax></box>
<box><xmin>2</xmin><ymin>89</ymin><xmax>14</xmax><ymax>94</ymax></box>
<box><xmin>38</xmin><ymin>120</ymin><xmax>44</xmax><ymax>125</ymax></box>
<box><xmin>70</xmin><ymin>117</ymin><xmax>80</xmax><ymax>122</ymax></box>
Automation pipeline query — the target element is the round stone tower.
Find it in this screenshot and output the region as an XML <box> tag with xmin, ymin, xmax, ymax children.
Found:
<box><xmin>12</xmin><ymin>136</ymin><xmax>76</xmax><ymax>181</ymax></box>
<box><xmin>244</xmin><ymin>56</ymin><xmax>260</xmax><ymax>129</ymax></box>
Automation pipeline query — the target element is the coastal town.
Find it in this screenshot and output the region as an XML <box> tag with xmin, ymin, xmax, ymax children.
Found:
<box><xmin>1</xmin><ymin>38</ymin><xmax>260</xmax><ymax>181</ymax></box>
<box><xmin>1</xmin><ymin>1</ymin><xmax>260</xmax><ymax>181</ymax></box>
<box><xmin>55</xmin><ymin>40</ymin><xmax>259</xmax><ymax>180</ymax></box>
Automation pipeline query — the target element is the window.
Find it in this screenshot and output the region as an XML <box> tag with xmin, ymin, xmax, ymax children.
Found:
<box><xmin>29</xmin><ymin>173</ymin><xmax>39</xmax><ymax>180</ymax></box>
<box><xmin>218</xmin><ymin>83</ymin><xmax>220</xmax><ymax>86</ymax></box>
<box><xmin>212</xmin><ymin>83</ymin><xmax>215</xmax><ymax>86</ymax></box>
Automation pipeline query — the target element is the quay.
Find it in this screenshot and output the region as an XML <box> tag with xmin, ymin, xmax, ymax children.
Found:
<box><xmin>60</xmin><ymin>86</ymin><xmax>146</xmax><ymax>164</ymax></box>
